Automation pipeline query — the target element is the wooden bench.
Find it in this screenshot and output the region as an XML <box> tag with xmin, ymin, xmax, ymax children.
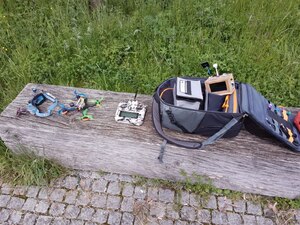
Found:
<box><xmin>0</xmin><ymin>83</ymin><xmax>299</xmax><ymax>199</ymax></box>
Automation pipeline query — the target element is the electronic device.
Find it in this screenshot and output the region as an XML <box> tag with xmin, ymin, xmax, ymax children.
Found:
<box><xmin>27</xmin><ymin>91</ymin><xmax>58</xmax><ymax>117</ymax></box>
<box><xmin>201</xmin><ymin>62</ymin><xmax>211</xmax><ymax>75</ymax></box>
<box><xmin>204</xmin><ymin>73</ymin><xmax>235</xmax><ymax>96</ymax></box>
<box><xmin>115</xmin><ymin>93</ymin><xmax>147</xmax><ymax>126</ymax></box>
<box><xmin>174</xmin><ymin>78</ymin><xmax>203</xmax><ymax>110</ymax></box>
<box><xmin>176</xmin><ymin>78</ymin><xmax>203</xmax><ymax>100</ymax></box>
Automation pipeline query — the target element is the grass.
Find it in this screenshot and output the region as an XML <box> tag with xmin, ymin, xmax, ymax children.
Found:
<box><xmin>0</xmin><ymin>0</ymin><xmax>299</xmax><ymax>112</ymax></box>
<box><xmin>0</xmin><ymin>140</ymin><xmax>67</xmax><ymax>186</ymax></box>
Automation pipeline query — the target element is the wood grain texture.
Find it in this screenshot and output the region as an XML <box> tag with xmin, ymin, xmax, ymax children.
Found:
<box><xmin>0</xmin><ymin>83</ymin><xmax>300</xmax><ymax>198</ymax></box>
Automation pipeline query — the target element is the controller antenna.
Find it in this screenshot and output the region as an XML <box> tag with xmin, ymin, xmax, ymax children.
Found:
<box><xmin>213</xmin><ymin>63</ymin><xmax>219</xmax><ymax>76</ymax></box>
<box><xmin>134</xmin><ymin>90</ymin><xmax>138</xmax><ymax>101</ymax></box>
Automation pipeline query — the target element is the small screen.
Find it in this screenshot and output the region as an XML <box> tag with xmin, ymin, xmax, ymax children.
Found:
<box><xmin>210</xmin><ymin>82</ymin><xmax>227</xmax><ymax>92</ymax></box>
<box><xmin>120</xmin><ymin>111</ymin><xmax>139</xmax><ymax>119</ymax></box>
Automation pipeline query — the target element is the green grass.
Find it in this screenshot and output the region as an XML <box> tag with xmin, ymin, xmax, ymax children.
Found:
<box><xmin>0</xmin><ymin>140</ymin><xmax>67</xmax><ymax>186</ymax></box>
<box><xmin>0</xmin><ymin>0</ymin><xmax>299</xmax><ymax>112</ymax></box>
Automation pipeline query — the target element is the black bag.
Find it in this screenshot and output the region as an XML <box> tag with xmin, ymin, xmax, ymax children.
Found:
<box><xmin>152</xmin><ymin>77</ymin><xmax>300</xmax><ymax>155</ymax></box>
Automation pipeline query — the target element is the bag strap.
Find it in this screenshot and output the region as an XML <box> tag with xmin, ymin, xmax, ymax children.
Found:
<box><xmin>152</xmin><ymin>94</ymin><xmax>243</xmax><ymax>149</ymax></box>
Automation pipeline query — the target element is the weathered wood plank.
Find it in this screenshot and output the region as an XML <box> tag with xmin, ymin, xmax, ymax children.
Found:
<box><xmin>0</xmin><ymin>83</ymin><xmax>300</xmax><ymax>198</ymax></box>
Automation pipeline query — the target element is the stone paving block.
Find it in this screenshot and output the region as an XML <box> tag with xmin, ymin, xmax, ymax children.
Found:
<box><xmin>38</xmin><ymin>187</ymin><xmax>50</xmax><ymax>199</ymax></box>
<box><xmin>256</xmin><ymin>216</ymin><xmax>274</xmax><ymax>225</ymax></box>
<box><xmin>295</xmin><ymin>209</ymin><xmax>300</xmax><ymax>222</ymax></box>
<box><xmin>49</xmin><ymin>202</ymin><xmax>66</xmax><ymax>216</ymax></box>
<box><xmin>76</xmin><ymin>171</ymin><xmax>93</xmax><ymax>178</ymax></box>
<box><xmin>159</xmin><ymin>219</ymin><xmax>174</xmax><ymax>225</ymax></box>
<box><xmin>22</xmin><ymin>213</ymin><xmax>37</xmax><ymax>225</ymax></box>
<box><xmin>104</xmin><ymin>173</ymin><xmax>119</xmax><ymax>182</ymax></box>
<box><xmin>232</xmin><ymin>199</ymin><xmax>246</xmax><ymax>213</ymax></box>
<box><xmin>50</xmin><ymin>177</ymin><xmax>65</xmax><ymax>188</ymax></box>
<box><xmin>159</xmin><ymin>188</ymin><xmax>175</xmax><ymax>203</ymax></box>
<box><xmin>64</xmin><ymin>205</ymin><xmax>80</xmax><ymax>219</ymax></box>
<box><xmin>78</xmin><ymin>208</ymin><xmax>95</xmax><ymax>221</ymax></box>
<box><xmin>64</xmin><ymin>190</ymin><xmax>78</xmax><ymax>204</ymax></box>
<box><xmin>211</xmin><ymin>210</ymin><xmax>228</xmax><ymax>225</ymax></box>
<box><xmin>121</xmin><ymin>197</ymin><xmax>134</xmax><ymax>212</ymax></box>
<box><xmin>108</xmin><ymin>211</ymin><xmax>122</xmax><ymax>225</ymax></box>
<box><xmin>133</xmin><ymin>199</ymin><xmax>151</xmax><ymax>224</ymax></box>
<box><xmin>166</xmin><ymin>203</ymin><xmax>179</xmax><ymax>220</ymax></box>
<box><xmin>121</xmin><ymin>212</ymin><xmax>135</xmax><ymax>225</ymax></box>
<box><xmin>85</xmin><ymin>222</ymin><xmax>98</xmax><ymax>225</ymax></box>
<box><xmin>134</xmin><ymin>186</ymin><xmax>147</xmax><ymax>199</ymax></box>
<box><xmin>63</xmin><ymin>176</ymin><xmax>79</xmax><ymax>189</ymax></box>
<box><xmin>107</xmin><ymin>195</ymin><xmax>121</xmax><ymax>210</ymax></box>
<box><xmin>145</xmin><ymin>217</ymin><xmax>159</xmax><ymax>225</ymax></box>
<box><xmin>22</xmin><ymin>198</ymin><xmax>37</xmax><ymax>212</ymax></box>
<box><xmin>150</xmin><ymin>201</ymin><xmax>166</xmax><ymax>218</ymax></box>
<box><xmin>26</xmin><ymin>186</ymin><xmax>40</xmax><ymax>198</ymax></box>
<box><xmin>36</xmin><ymin>215</ymin><xmax>52</xmax><ymax>225</ymax></box>
<box><xmin>12</xmin><ymin>185</ymin><xmax>27</xmax><ymax>196</ymax></box>
<box><xmin>0</xmin><ymin>208</ymin><xmax>10</xmax><ymax>222</ymax></box>
<box><xmin>197</xmin><ymin>209</ymin><xmax>211</xmax><ymax>223</ymax></box>
<box><xmin>35</xmin><ymin>200</ymin><xmax>50</xmax><ymax>214</ymax></box>
<box><xmin>122</xmin><ymin>183</ymin><xmax>134</xmax><ymax>197</ymax></box>
<box><xmin>91</xmin><ymin>171</ymin><xmax>106</xmax><ymax>179</ymax></box>
<box><xmin>189</xmin><ymin>222</ymin><xmax>203</xmax><ymax>225</ymax></box>
<box><xmin>91</xmin><ymin>179</ymin><xmax>108</xmax><ymax>193</ymax></box>
<box><xmin>242</xmin><ymin>214</ymin><xmax>257</xmax><ymax>225</ymax></box>
<box><xmin>7</xmin><ymin>196</ymin><xmax>25</xmax><ymax>210</ymax></box>
<box><xmin>174</xmin><ymin>221</ymin><xmax>188</xmax><ymax>225</ymax></box>
<box><xmin>0</xmin><ymin>194</ymin><xmax>11</xmax><ymax>207</ymax></box>
<box><xmin>92</xmin><ymin>209</ymin><xmax>109</xmax><ymax>224</ymax></box>
<box><xmin>190</xmin><ymin>193</ymin><xmax>201</xmax><ymax>207</ymax></box>
<box><xmin>180</xmin><ymin>206</ymin><xmax>196</xmax><ymax>221</ymax></box>
<box><xmin>1</xmin><ymin>184</ymin><xmax>13</xmax><ymax>195</ymax></box>
<box><xmin>147</xmin><ymin>187</ymin><xmax>159</xmax><ymax>201</ymax></box>
<box><xmin>76</xmin><ymin>191</ymin><xmax>91</xmax><ymax>206</ymax></box>
<box><xmin>203</xmin><ymin>195</ymin><xmax>217</xmax><ymax>209</ymax></box>
<box><xmin>90</xmin><ymin>193</ymin><xmax>107</xmax><ymax>208</ymax></box>
<box><xmin>247</xmin><ymin>202</ymin><xmax>262</xmax><ymax>215</ymax></box>
<box><xmin>218</xmin><ymin>196</ymin><xmax>233</xmax><ymax>211</ymax></box>
<box><xmin>119</xmin><ymin>174</ymin><xmax>134</xmax><ymax>182</ymax></box>
<box><xmin>52</xmin><ymin>217</ymin><xmax>70</xmax><ymax>225</ymax></box>
<box><xmin>107</xmin><ymin>181</ymin><xmax>121</xmax><ymax>195</ymax></box>
<box><xmin>78</xmin><ymin>178</ymin><xmax>93</xmax><ymax>191</ymax></box>
<box><xmin>8</xmin><ymin>210</ymin><xmax>22</xmax><ymax>224</ymax></box>
<box><xmin>263</xmin><ymin>206</ymin><xmax>276</xmax><ymax>218</ymax></box>
<box><xmin>50</xmin><ymin>188</ymin><xmax>66</xmax><ymax>202</ymax></box>
<box><xmin>227</xmin><ymin>212</ymin><xmax>243</xmax><ymax>225</ymax></box>
<box><xmin>69</xmin><ymin>219</ymin><xmax>84</xmax><ymax>225</ymax></box>
<box><xmin>180</xmin><ymin>191</ymin><xmax>189</xmax><ymax>206</ymax></box>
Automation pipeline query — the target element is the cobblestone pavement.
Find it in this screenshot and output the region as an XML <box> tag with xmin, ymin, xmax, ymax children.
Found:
<box><xmin>0</xmin><ymin>171</ymin><xmax>298</xmax><ymax>225</ymax></box>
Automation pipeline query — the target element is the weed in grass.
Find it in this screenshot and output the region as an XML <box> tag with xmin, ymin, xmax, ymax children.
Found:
<box><xmin>274</xmin><ymin>197</ymin><xmax>300</xmax><ymax>211</ymax></box>
<box><xmin>133</xmin><ymin>198</ymin><xmax>151</xmax><ymax>225</ymax></box>
<box><xmin>0</xmin><ymin>140</ymin><xmax>67</xmax><ymax>186</ymax></box>
<box><xmin>173</xmin><ymin>191</ymin><xmax>183</xmax><ymax>211</ymax></box>
<box><xmin>134</xmin><ymin>171</ymin><xmax>300</xmax><ymax>212</ymax></box>
<box><xmin>97</xmin><ymin>169</ymin><xmax>108</xmax><ymax>176</ymax></box>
